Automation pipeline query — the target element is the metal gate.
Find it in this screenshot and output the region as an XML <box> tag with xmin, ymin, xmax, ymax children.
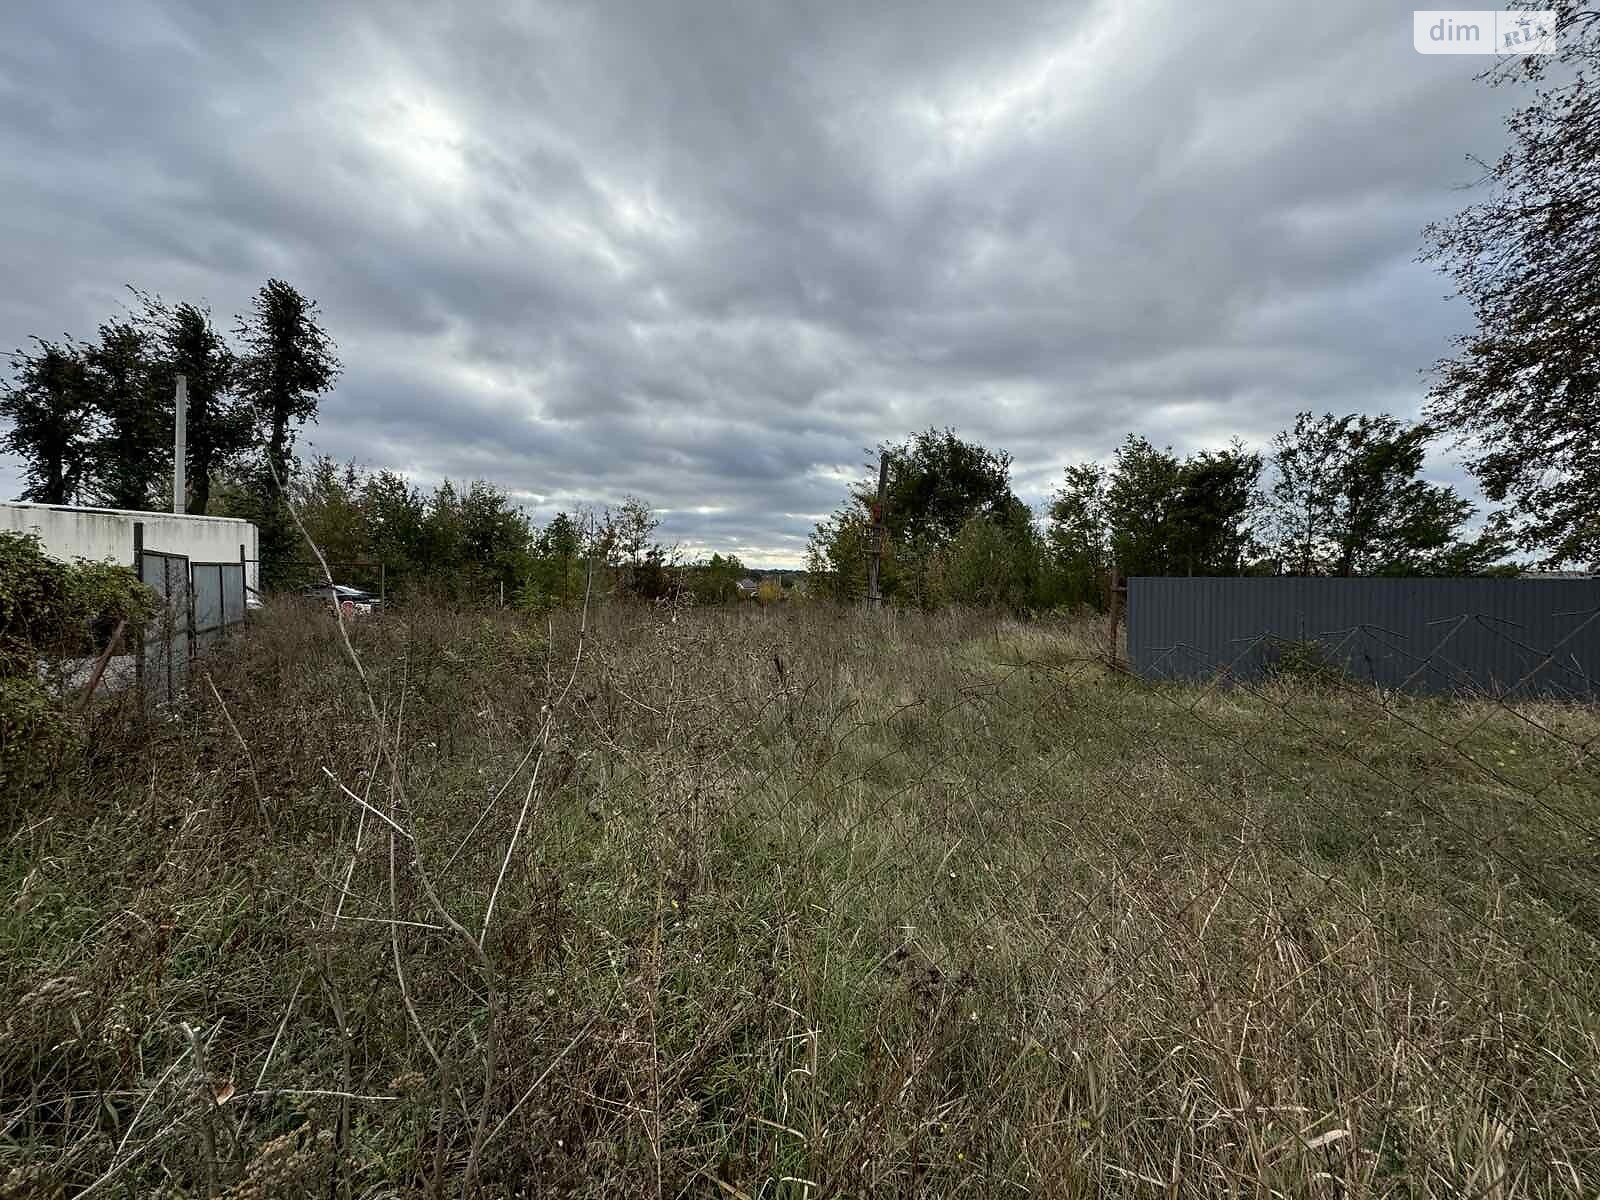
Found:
<box><xmin>191</xmin><ymin>560</ymin><xmax>247</xmax><ymax>652</ymax></box>
<box><xmin>138</xmin><ymin>549</ymin><xmax>191</xmax><ymax>702</ymax></box>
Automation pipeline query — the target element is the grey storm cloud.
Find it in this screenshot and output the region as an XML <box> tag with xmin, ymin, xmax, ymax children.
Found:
<box><xmin>0</xmin><ymin>0</ymin><xmax>1523</xmax><ymax>564</ymax></box>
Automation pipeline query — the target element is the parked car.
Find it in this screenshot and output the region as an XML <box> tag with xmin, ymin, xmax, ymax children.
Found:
<box><xmin>301</xmin><ymin>583</ymin><xmax>382</xmax><ymax>617</ymax></box>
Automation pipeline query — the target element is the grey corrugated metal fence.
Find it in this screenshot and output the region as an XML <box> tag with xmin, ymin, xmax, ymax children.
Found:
<box><xmin>1127</xmin><ymin>577</ymin><xmax>1600</xmax><ymax>698</ymax></box>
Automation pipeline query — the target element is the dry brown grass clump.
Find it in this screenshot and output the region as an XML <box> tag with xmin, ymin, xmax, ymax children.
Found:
<box><xmin>2</xmin><ymin>598</ymin><xmax>1597</xmax><ymax>1197</ymax></box>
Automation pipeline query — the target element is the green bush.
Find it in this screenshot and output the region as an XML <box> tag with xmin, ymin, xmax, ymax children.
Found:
<box><xmin>1265</xmin><ymin>636</ymin><xmax>1347</xmax><ymax>684</ymax></box>
<box><xmin>0</xmin><ymin>531</ymin><xmax>155</xmax><ymax>672</ymax></box>
<box><xmin>0</xmin><ymin>531</ymin><xmax>156</xmax><ymax>789</ymax></box>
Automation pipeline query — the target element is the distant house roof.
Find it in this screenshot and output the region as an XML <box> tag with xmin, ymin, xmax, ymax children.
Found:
<box><xmin>735</xmin><ymin>578</ymin><xmax>759</xmax><ymax>591</ymax></box>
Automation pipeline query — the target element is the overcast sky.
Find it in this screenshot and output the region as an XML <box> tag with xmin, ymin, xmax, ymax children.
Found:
<box><xmin>0</xmin><ymin>1</ymin><xmax>1525</xmax><ymax>565</ymax></box>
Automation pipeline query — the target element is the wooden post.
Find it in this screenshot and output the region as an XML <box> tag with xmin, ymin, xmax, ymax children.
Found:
<box><xmin>79</xmin><ymin>619</ymin><xmax>126</xmax><ymax>712</ymax></box>
<box><xmin>1106</xmin><ymin>566</ymin><xmax>1123</xmax><ymax>670</ymax></box>
<box><xmin>866</xmin><ymin>451</ymin><xmax>888</xmax><ymax>608</ymax></box>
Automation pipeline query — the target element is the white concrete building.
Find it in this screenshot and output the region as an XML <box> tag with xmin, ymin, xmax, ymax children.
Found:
<box><xmin>1</xmin><ymin>502</ymin><xmax>259</xmax><ymax>594</ymax></box>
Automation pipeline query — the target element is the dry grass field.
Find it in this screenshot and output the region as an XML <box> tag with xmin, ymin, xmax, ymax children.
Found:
<box><xmin>3</xmin><ymin>600</ymin><xmax>1598</xmax><ymax>1197</ymax></box>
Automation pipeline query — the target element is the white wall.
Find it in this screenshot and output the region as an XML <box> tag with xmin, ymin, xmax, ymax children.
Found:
<box><xmin>1</xmin><ymin>503</ymin><xmax>259</xmax><ymax>594</ymax></box>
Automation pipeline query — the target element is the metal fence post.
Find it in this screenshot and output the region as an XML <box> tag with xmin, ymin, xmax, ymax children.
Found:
<box><xmin>133</xmin><ymin>522</ymin><xmax>144</xmax><ymax>693</ymax></box>
<box><xmin>186</xmin><ymin>558</ymin><xmax>197</xmax><ymax>665</ymax></box>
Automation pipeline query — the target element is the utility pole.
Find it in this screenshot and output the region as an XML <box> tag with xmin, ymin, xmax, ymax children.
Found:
<box><xmin>866</xmin><ymin>450</ymin><xmax>888</xmax><ymax>608</ymax></box>
<box><xmin>172</xmin><ymin>374</ymin><xmax>188</xmax><ymax>515</ymax></box>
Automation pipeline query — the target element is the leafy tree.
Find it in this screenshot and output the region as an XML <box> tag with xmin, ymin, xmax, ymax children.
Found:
<box><xmin>361</xmin><ymin>470</ymin><xmax>429</xmax><ymax>582</ymax></box>
<box><xmin>234</xmin><ymin>280</ymin><xmax>340</xmax><ymax>485</ymax></box>
<box><xmin>265</xmin><ymin>457</ymin><xmax>543</xmax><ymax>601</ymax></box>
<box><xmin>934</xmin><ymin>514</ymin><xmax>1042</xmax><ymax>610</ymax></box>
<box><xmin>459</xmin><ymin>481</ymin><xmax>534</xmax><ymax>596</ymax></box>
<box><xmin>406</xmin><ymin>479</ymin><xmax>535</xmax><ymax>601</ymax></box>
<box><xmin>203</xmin><ymin>464</ymin><xmax>259</xmax><ymax>523</ymax></box>
<box><xmin>888</xmin><ymin>429</ymin><xmax>1027</xmax><ymax>603</ymax></box>
<box><xmin>1422</xmin><ymin>4</ymin><xmax>1600</xmax><ymax>567</ymax></box>
<box><xmin>234</xmin><ymin>280</ymin><xmax>340</xmax><ymax>583</ymax></box>
<box><xmin>884</xmin><ymin>428</ymin><xmax>1022</xmax><ymax>550</ymax></box>
<box><xmin>417</xmin><ymin>481</ymin><xmax>466</xmax><ymax>588</ymax></box>
<box><xmin>539</xmin><ymin>511</ymin><xmax>583</xmax><ymax>564</ymax></box>
<box><xmin>293</xmin><ymin>457</ymin><xmax>372</xmax><ymax>583</ymax></box>
<box><xmin>607</xmin><ymin>495</ymin><xmax>662</xmax><ymax>597</ymax></box>
<box><xmin>84</xmin><ymin>318</ymin><xmax>169</xmax><ymax>510</ymax></box>
<box><xmin>574</xmin><ymin>497</ymin><xmax>666</xmax><ymax>600</ymax></box>
<box><xmin>808</xmin><ymin>428</ymin><xmax>1028</xmax><ymax>606</ymax></box>
<box><xmin>1104</xmin><ymin>436</ymin><xmax>1184</xmax><ymax>577</ymax></box>
<box><xmin>1048</xmin><ymin>441</ymin><xmax>1260</xmax><ymax>596</ymax></box>
<box><xmin>626</xmin><ymin>545</ymin><xmax>677</xmax><ymax>602</ymax></box>
<box><xmin>1046</xmin><ymin>463</ymin><xmax>1110</xmax><ymax>606</ymax></box>
<box><xmin>1332</xmin><ymin>420</ymin><xmax>1458</xmax><ymax>576</ymax></box>
<box><xmin>613</xmin><ymin>496</ymin><xmax>659</xmax><ymax>568</ymax></box>
<box><xmin>1169</xmin><ymin>442</ymin><xmax>1262</xmax><ymax>575</ymax></box>
<box><xmin>1261</xmin><ymin>413</ymin><xmax>1352</xmax><ymax>576</ymax></box>
<box><xmin>1</xmin><ymin>338</ymin><xmax>93</xmax><ymax>504</ymax></box>
<box><xmin>135</xmin><ymin>291</ymin><xmax>249</xmax><ymax>514</ymax></box>
<box><xmin>527</xmin><ymin>511</ymin><xmax>586</xmax><ymax>608</ymax></box>
<box><xmin>687</xmin><ymin>552</ymin><xmax>745</xmax><ymax>606</ymax></box>
<box><xmin>805</xmin><ymin>507</ymin><xmax>873</xmax><ymax>602</ymax></box>
<box><xmin>1262</xmin><ymin>412</ymin><xmax>1501</xmax><ymax>575</ymax></box>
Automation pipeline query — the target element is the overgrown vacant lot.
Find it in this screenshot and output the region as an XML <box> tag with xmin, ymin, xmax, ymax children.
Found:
<box><xmin>3</xmin><ymin>602</ymin><xmax>1598</xmax><ymax>1198</ymax></box>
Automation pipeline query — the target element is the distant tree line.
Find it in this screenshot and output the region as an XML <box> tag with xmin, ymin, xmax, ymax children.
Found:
<box><xmin>279</xmin><ymin>456</ymin><xmax>775</xmax><ymax>609</ymax></box>
<box><xmin>803</xmin><ymin>7</ymin><xmax>1600</xmax><ymax>604</ymax></box>
<box><xmin>806</xmin><ymin>417</ymin><xmax>1517</xmax><ymax>611</ymax></box>
<box><xmin>1</xmin><ymin>280</ymin><xmax>339</xmax><ymax>586</ymax></box>
<box><xmin>0</xmin><ymin>282</ymin><xmax>789</xmax><ymax>606</ymax></box>
<box><xmin>799</xmin><ymin>3</ymin><xmax>1600</xmax><ymax>611</ymax></box>
<box><xmin>9</xmin><ymin>0</ymin><xmax>1597</xmax><ymax>611</ymax></box>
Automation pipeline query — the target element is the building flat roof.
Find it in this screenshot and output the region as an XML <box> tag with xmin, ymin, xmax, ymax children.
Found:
<box><xmin>2</xmin><ymin>501</ymin><xmax>255</xmax><ymax>526</ymax></box>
